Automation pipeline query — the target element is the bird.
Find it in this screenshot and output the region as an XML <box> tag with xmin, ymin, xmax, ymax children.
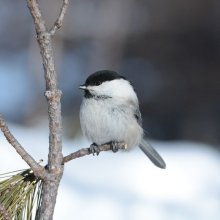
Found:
<box><xmin>78</xmin><ymin>70</ymin><xmax>166</xmax><ymax>169</ymax></box>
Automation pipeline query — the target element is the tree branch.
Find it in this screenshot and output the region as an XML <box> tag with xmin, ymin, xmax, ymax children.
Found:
<box><xmin>0</xmin><ymin>201</ymin><xmax>11</xmax><ymax>220</ymax></box>
<box><xmin>26</xmin><ymin>0</ymin><xmax>63</xmax><ymax>173</ymax></box>
<box><xmin>62</xmin><ymin>143</ymin><xmax>127</xmax><ymax>163</ymax></box>
<box><xmin>49</xmin><ymin>0</ymin><xmax>69</xmax><ymax>37</ymax></box>
<box><xmin>26</xmin><ymin>0</ymin><xmax>47</xmax><ymax>34</ymax></box>
<box><xmin>26</xmin><ymin>0</ymin><xmax>69</xmax><ymax>219</ymax></box>
<box><xmin>0</xmin><ymin>113</ymin><xmax>46</xmax><ymax>180</ymax></box>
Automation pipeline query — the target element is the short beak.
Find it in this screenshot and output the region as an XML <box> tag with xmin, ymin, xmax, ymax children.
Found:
<box><xmin>78</xmin><ymin>85</ymin><xmax>87</xmax><ymax>90</ymax></box>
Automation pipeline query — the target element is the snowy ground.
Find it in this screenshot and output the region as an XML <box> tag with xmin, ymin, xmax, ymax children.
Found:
<box><xmin>1</xmin><ymin>123</ymin><xmax>220</xmax><ymax>220</ymax></box>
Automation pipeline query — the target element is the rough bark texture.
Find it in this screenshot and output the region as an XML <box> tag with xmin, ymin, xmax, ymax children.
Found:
<box><xmin>26</xmin><ymin>0</ymin><xmax>69</xmax><ymax>219</ymax></box>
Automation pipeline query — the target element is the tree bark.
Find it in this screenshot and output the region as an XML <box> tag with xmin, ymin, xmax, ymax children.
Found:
<box><xmin>26</xmin><ymin>0</ymin><xmax>69</xmax><ymax>219</ymax></box>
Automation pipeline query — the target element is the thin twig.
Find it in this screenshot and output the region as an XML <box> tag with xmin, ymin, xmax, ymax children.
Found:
<box><xmin>62</xmin><ymin>143</ymin><xmax>126</xmax><ymax>164</ymax></box>
<box><xmin>0</xmin><ymin>113</ymin><xmax>46</xmax><ymax>180</ymax></box>
<box><xmin>0</xmin><ymin>201</ymin><xmax>11</xmax><ymax>220</ymax></box>
<box><xmin>49</xmin><ymin>0</ymin><xmax>69</xmax><ymax>37</ymax></box>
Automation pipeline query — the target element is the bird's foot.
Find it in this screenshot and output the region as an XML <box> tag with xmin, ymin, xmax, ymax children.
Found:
<box><xmin>110</xmin><ymin>141</ymin><xmax>119</xmax><ymax>153</ymax></box>
<box><xmin>89</xmin><ymin>143</ymin><xmax>100</xmax><ymax>156</ymax></box>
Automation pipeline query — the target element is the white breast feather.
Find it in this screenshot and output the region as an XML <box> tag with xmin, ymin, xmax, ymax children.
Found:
<box><xmin>80</xmin><ymin>79</ymin><xmax>143</xmax><ymax>149</ymax></box>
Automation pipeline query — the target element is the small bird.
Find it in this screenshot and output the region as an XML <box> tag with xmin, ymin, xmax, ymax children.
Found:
<box><xmin>78</xmin><ymin>70</ymin><xmax>166</xmax><ymax>169</ymax></box>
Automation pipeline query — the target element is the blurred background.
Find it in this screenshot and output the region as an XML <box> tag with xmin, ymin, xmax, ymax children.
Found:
<box><xmin>0</xmin><ymin>0</ymin><xmax>220</xmax><ymax>145</ymax></box>
<box><xmin>0</xmin><ymin>0</ymin><xmax>220</xmax><ymax>220</ymax></box>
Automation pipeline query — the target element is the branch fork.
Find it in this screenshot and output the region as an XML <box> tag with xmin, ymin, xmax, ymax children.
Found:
<box><xmin>36</xmin><ymin>32</ymin><xmax>51</xmax><ymax>42</ymax></box>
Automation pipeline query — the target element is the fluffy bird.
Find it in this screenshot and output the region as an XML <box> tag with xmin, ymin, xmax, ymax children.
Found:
<box><xmin>79</xmin><ymin>70</ymin><xmax>166</xmax><ymax>169</ymax></box>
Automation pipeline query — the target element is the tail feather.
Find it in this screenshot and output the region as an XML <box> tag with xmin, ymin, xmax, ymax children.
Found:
<box><xmin>139</xmin><ymin>140</ymin><xmax>166</xmax><ymax>169</ymax></box>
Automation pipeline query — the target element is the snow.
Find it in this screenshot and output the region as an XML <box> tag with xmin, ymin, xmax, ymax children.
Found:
<box><xmin>1</xmin><ymin>123</ymin><xmax>220</xmax><ymax>220</ymax></box>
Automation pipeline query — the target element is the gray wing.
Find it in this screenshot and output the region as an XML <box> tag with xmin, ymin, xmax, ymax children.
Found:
<box><xmin>134</xmin><ymin>108</ymin><xmax>142</xmax><ymax>126</ymax></box>
<box><xmin>127</xmin><ymin>99</ymin><xmax>142</xmax><ymax>126</ymax></box>
<box><xmin>129</xmin><ymin>101</ymin><xmax>166</xmax><ymax>169</ymax></box>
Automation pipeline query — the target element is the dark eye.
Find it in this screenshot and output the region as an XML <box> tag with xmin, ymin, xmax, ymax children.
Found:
<box><xmin>95</xmin><ymin>81</ymin><xmax>102</xmax><ymax>86</ymax></box>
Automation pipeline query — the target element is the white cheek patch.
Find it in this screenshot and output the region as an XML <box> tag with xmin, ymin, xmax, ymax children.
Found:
<box><xmin>87</xmin><ymin>85</ymin><xmax>99</xmax><ymax>95</ymax></box>
<box><xmin>87</xmin><ymin>79</ymin><xmax>138</xmax><ymax>103</ymax></box>
<box><xmin>87</xmin><ymin>82</ymin><xmax>112</xmax><ymax>96</ymax></box>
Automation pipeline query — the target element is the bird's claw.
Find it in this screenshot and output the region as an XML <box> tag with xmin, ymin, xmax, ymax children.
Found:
<box><xmin>89</xmin><ymin>143</ymin><xmax>100</xmax><ymax>156</ymax></box>
<box><xmin>110</xmin><ymin>141</ymin><xmax>119</xmax><ymax>153</ymax></box>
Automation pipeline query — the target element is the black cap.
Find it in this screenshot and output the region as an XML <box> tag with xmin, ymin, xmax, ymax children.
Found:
<box><xmin>84</xmin><ymin>70</ymin><xmax>126</xmax><ymax>86</ymax></box>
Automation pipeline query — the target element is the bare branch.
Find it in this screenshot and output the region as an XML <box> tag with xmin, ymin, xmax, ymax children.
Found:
<box><xmin>0</xmin><ymin>113</ymin><xmax>46</xmax><ymax>180</ymax></box>
<box><xmin>62</xmin><ymin>143</ymin><xmax>127</xmax><ymax>164</ymax></box>
<box><xmin>0</xmin><ymin>202</ymin><xmax>11</xmax><ymax>220</ymax></box>
<box><xmin>26</xmin><ymin>0</ymin><xmax>63</xmax><ymax>171</ymax></box>
<box><xmin>49</xmin><ymin>0</ymin><xmax>69</xmax><ymax>37</ymax></box>
<box><xmin>26</xmin><ymin>0</ymin><xmax>47</xmax><ymax>34</ymax></box>
<box><xmin>26</xmin><ymin>0</ymin><xmax>65</xmax><ymax>218</ymax></box>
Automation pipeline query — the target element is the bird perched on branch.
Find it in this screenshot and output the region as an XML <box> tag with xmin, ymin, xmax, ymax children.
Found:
<box><xmin>78</xmin><ymin>70</ymin><xmax>166</xmax><ymax>169</ymax></box>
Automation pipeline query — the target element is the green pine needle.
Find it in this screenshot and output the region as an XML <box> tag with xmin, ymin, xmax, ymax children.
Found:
<box><xmin>0</xmin><ymin>169</ymin><xmax>42</xmax><ymax>220</ymax></box>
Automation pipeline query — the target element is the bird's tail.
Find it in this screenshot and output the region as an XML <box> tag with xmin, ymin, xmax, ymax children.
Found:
<box><xmin>139</xmin><ymin>139</ymin><xmax>166</xmax><ymax>169</ymax></box>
